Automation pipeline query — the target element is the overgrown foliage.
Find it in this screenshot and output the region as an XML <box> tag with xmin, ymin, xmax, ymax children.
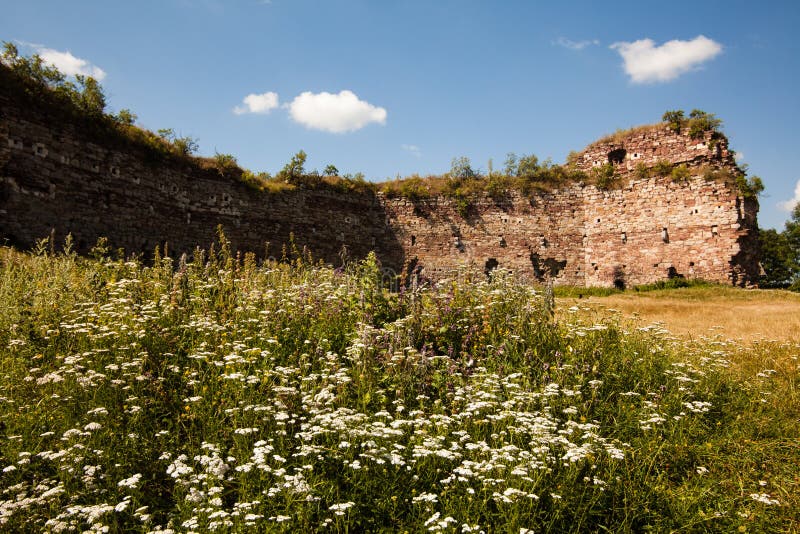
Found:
<box><xmin>0</xmin><ymin>42</ymin><xmax>199</xmax><ymax>161</ymax></box>
<box><xmin>760</xmin><ymin>203</ymin><xmax>800</xmax><ymax>289</ymax></box>
<box><xmin>662</xmin><ymin>109</ymin><xmax>723</xmax><ymax>138</ymax></box>
<box><xmin>0</xmin><ymin>43</ymin><xmax>374</xmax><ymax>196</ymax></box>
<box><xmin>0</xmin><ymin>238</ymin><xmax>797</xmax><ymax>532</ymax></box>
<box><xmin>591</xmin><ymin>163</ymin><xmax>618</xmax><ymax>190</ymax></box>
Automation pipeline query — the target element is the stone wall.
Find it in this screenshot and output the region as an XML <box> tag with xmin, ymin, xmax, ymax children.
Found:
<box><xmin>573</xmin><ymin>124</ymin><xmax>735</xmax><ymax>173</ymax></box>
<box><xmin>0</xmin><ymin>85</ymin><xmax>402</xmax><ymax>269</ymax></box>
<box><xmin>0</xmin><ymin>73</ymin><xmax>760</xmax><ymax>287</ymax></box>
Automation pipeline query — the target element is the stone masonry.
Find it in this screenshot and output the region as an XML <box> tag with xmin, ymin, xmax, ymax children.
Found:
<box><xmin>0</xmin><ymin>72</ymin><xmax>760</xmax><ymax>287</ymax></box>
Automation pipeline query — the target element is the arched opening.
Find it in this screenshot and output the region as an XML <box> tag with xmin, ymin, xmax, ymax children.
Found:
<box><xmin>608</xmin><ymin>148</ymin><xmax>627</xmax><ymax>165</ymax></box>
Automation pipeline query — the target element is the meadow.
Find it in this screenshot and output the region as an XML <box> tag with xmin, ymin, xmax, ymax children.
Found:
<box><xmin>0</xmin><ymin>235</ymin><xmax>797</xmax><ymax>533</ymax></box>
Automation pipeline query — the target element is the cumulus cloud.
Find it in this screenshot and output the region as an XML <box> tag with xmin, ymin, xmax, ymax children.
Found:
<box><xmin>35</xmin><ymin>47</ymin><xmax>106</xmax><ymax>80</ymax></box>
<box><xmin>554</xmin><ymin>37</ymin><xmax>599</xmax><ymax>51</ymax></box>
<box><xmin>778</xmin><ymin>179</ymin><xmax>800</xmax><ymax>212</ymax></box>
<box><xmin>402</xmin><ymin>144</ymin><xmax>421</xmax><ymax>158</ymax></box>
<box><xmin>233</xmin><ymin>92</ymin><xmax>280</xmax><ymax>115</ymax></box>
<box><xmin>610</xmin><ymin>35</ymin><xmax>722</xmax><ymax>83</ymax></box>
<box><xmin>287</xmin><ymin>90</ymin><xmax>387</xmax><ymax>133</ymax></box>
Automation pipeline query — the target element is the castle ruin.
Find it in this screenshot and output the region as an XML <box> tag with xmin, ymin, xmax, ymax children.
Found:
<box><xmin>0</xmin><ymin>69</ymin><xmax>760</xmax><ymax>287</ymax></box>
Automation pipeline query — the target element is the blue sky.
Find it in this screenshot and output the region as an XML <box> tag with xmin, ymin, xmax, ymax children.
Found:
<box><xmin>3</xmin><ymin>0</ymin><xmax>799</xmax><ymax>229</ymax></box>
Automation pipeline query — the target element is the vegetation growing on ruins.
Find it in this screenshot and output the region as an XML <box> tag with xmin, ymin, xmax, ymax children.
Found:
<box><xmin>0</xmin><ymin>43</ymin><xmax>372</xmax><ymax>196</ymax></box>
<box><xmin>0</xmin><ymin>43</ymin><xmax>767</xmax><ymax>205</ymax></box>
<box><xmin>662</xmin><ymin>109</ymin><xmax>724</xmax><ymax>139</ymax></box>
<box><xmin>0</xmin><ymin>236</ymin><xmax>797</xmax><ymax>532</ymax></box>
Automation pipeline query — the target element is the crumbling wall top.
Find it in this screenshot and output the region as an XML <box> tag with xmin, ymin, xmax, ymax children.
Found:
<box><xmin>572</xmin><ymin>123</ymin><xmax>735</xmax><ymax>175</ymax></box>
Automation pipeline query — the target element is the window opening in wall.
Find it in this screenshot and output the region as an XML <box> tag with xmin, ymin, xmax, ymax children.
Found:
<box><xmin>612</xmin><ymin>265</ymin><xmax>626</xmax><ymax>290</ymax></box>
<box><xmin>607</xmin><ymin>148</ymin><xmax>627</xmax><ymax>164</ymax></box>
<box><xmin>484</xmin><ymin>258</ymin><xmax>499</xmax><ymax>277</ymax></box>
<box><xmin>667</xmin><ymin>266</ymin><xmax>684</xmax><ymax>280</ymax></box>
<box><xmin>596</xmin><ymin>218</ymin><xmax>601</xmax><ymax>223</ymax></box>
<box><xmin>621</xmin><ymin>232</ymin><xmax>627</xmax><ymax>244</ymax></box>
<box><xmin>711</xmin><ymin>225</ymin><xmax>718</xmax><ymax>236</ymax></box>
<box><xmin>411</xmin><ymin>235</ymin><xmax>416</xmax><ymax>246</ymax></box>
<box><xmin>661</xmin><ymin>227</ymin><xmax>669</xmax><ymax>243</ymax></box>
<box><xmin>499</xmin><ymin>237</ymin><xmax>506</xmax><ymax>247</ymax></box>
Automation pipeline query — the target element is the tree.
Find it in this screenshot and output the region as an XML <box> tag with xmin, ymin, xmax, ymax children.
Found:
<box><xmin>279</xmin><ymin>150</ymin><xmax>307</xmax><ymax>182</ymax></box>
<box><xmin>760</xmin><ymin>203</ymin><xmax>800</xmax><ymax>288</ymax></box>
<box><xmin>687</xmin><ymin>109</ymin><xmax>722</xmax><ymax>138</ymax></box>
<box><xmin>115</xmin><ymin>109</ymin><xmax>137</xmax><ymax>126</ymax></box>
<box><xmin>503</xmin><ymin>153</ymin><xmax>518</xmax><ymax>176</ymax></box>
<box><xmin>516</xmin><ymin>154</ymin><xmax>540</xmax><ymax>179</ymax></box>
<box><xmin>662</xmin><ymin>110</ymin><xmax>685</xmax><ymax>132</ymax></box>
<box><xmin>759</xmin><ymin>229</ymin><xmax>796</xmax><ymax>287</ymax></box>
<box><xmin>157</xmin><ymin>128</ymin><xmax>199</xmax><ymax>156</ymax></box>
<box><xmin>172</xmin><ymin>136</ymin><xmax>199</xmax><ymax>156</ymax></box>
<box><xmin>74</xmin><ymin>74</ymin><xmax>106</xmax><ymax>116</ymax></box>
<box><xmin>323</xmin><ymin>164</ymin><xmax>339</xmax><ymax>176</ymax></box>
<box><xmin>449</xmin><ymin>156</ymin><xmax>477</xmax><ymax>180</ymax></box>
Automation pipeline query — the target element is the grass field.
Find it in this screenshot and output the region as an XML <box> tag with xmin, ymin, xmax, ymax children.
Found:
<box><xmin>0</xmin><ymin>240</ymin><xmax>798</xmax><ymax>532</ymax></box>
<box><xmin>559</xmin><ymin>286</ymin><xmax>800</xmax><ymax>344</ymax></box>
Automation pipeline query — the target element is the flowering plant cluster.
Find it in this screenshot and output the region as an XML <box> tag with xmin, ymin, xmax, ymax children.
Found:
<box><xmin>0</xmin><ymin>237</ymin><xmax>796</xmax><ymax>532</ymax></box>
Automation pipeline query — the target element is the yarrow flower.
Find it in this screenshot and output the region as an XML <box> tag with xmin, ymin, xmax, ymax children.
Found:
<box><xmin>750</xmin><ymin>493</ymin><xmax>780</xmax><ymax>505</ymax></box>
<box><xmin>117</xmin><ymin>473</ymin><xmax>143</xmax><ymax>488</ymax></box>
<box><xmin>329</xmin><ymin>502</ymin><xmax>355</xmax><ymax>516</ymax></box>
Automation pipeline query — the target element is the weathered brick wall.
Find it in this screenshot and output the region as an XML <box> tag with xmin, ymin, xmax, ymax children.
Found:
<box><xmin>0</xmin><ymin>80</ymin><xmax>760</xmax><ymax>287</ymax></box>
<box><xmin>381</xmin><ymin>189</ymin><xmax>586</xmax><ymax>284</ymax></box>
<box><xmin>0</xmin><ymin>89</ymin><xmax>401</xmax><ymax>268</ymax></box>
<box><xmin>582</xmin><ymin>177</ymin><xmax>755</xmax><ymax>287</ymax></box>
<box><xmin>574</xmin><ymin>124</ymin><xmax>735</xmax><ymax>172</ymax></box>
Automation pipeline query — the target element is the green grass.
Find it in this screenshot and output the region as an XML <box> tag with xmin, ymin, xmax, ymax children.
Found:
<box><xmin>0</xmin><ymin>238</ymin><xmax>797</xmax><ymax>532</ymax></box>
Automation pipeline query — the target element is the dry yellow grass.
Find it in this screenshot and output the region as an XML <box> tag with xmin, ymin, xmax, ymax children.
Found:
<box><xmin>558</xmin><ymin>286</ymin><xmax>800</xmax><ymax>344</ymax></box>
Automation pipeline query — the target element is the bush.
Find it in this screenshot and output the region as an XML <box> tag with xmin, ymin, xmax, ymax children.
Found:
<box><xmin>399</xmin><ymin>175</ymin><xmax>430</xmax><ymax>202</ymax></box>
<box><xmin>652</xmin><ymin>160</ymin><xmax>674</xmax><ymax>177</ymax></box>
<box><xmin>592</xmin><ymin>163</ymin><xmax>618</xmax><ymax>189</ymax></box>
<box><xmin>213</xmin><ymin>152</ymin><xmax>240</xmax><ymax>175</ymax></box>
<box><xmin>662</xmin><ymin>109</ymin><xmax>685</xmax><ymax>132</ymax></box>
<box><xmin>670</xmin><ymin>164</ymin><xmax>691</xmax><ymax>182</ymax></box>
<box><xmin>735</xmin><ymin>174</ymin><xmax>764</xmax><ymax>199</ymax></box>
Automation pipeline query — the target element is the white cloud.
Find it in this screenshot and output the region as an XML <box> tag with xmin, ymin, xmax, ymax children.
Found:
<box><xmin>778</xmin><ymin>179</ymin><xmax>800</xmax><ymax>212</ymax></box>
<box><xmin>610</xmin><ymin>35</ymin><xmax>722</xmax><ymax>83</ymax></box>
<box><xmin>233</xmin><ymin>92</ymin><xmax>280</xmax><ymax>115</ymax></box>
<box><xmin>35</xmin><ymin>47</ymin><xmax>106</xmax><ymax>80</ymax></box>
<box><xmin>287</xmin><ymin>90</ymin><xmax>387</xmax><ymax>133</ymax></box>
<box><xmin>402</xmin><ymin>144</ymin><xmax>421</xmax><ymax>157</ymax></box>
<box><xmin>554</xmin><ymin>37</ymin><xmax>599</xmax><ymax>51</ymax></box>
<box><xmin>734</xmin><ymin>151</ymin><xmax>745</xmax><ymax>163</ymax></box>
